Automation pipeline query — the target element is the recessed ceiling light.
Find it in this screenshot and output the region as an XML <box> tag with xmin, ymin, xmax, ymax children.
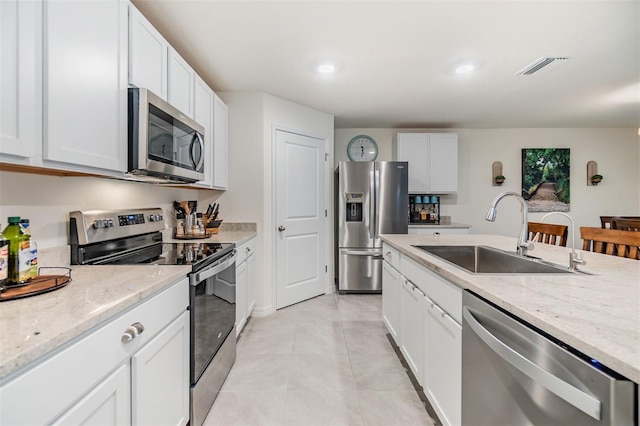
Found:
<box><xmin>318</xmin><ymin>63</ymin><xmax>336</xmax><ymax>74</ymax></box>
<box><xmin>455</xmin><ymin>64</ymin><xmax>474</xmax><ymax>74</ymax></box>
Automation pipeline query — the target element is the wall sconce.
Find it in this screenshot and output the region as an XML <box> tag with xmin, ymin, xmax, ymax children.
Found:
<box><xmin>587</xmin><ymin>161</ymin><xmax>602</xmax><ymax>186</ymax></box>
<box><xmin>492</xmin><ymin>161</ymin><xmax>504</xmax><ymax>186</ymax></box>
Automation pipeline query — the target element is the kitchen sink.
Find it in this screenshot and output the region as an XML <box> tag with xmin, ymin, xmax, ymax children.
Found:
<box><xmin>413</xmin><ymin>245</ymin><xmax>578</xmax><ymax>274</ymax></box>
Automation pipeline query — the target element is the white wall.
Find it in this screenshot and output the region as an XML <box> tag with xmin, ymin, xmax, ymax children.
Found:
<box><xmin>213</xmin><ymin>92</ymin><xmax>334</xmax><ymax>315</ymax></box>
<box><xmin>0</xmin><ymin>171</ymin><xmax>215</xmax><ymax>249</ymax></box>
<box><xmin>336</xmin><ymin>128</ymin><xmax>640</xmax><ymax>244</ymax></box>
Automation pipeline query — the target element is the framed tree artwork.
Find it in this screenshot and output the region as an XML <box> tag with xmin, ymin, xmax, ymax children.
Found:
<box><xmin>521</xmin><ymin>148</ymin><xmax>570</xmax><ymax>212</ymax></box>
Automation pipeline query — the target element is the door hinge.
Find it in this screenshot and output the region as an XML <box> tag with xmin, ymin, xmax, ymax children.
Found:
<box><xmin>325</xmin><ymin>153</ymin><xmax>329</xmax><ymax>162</ymax></box>
<box><xmin>325</xmin><ymin>265</ymin><xmax>328</xmax><ymax>273</ymax></box>
<box><xmin>325</xmin><ymin>209</ymin><xmax>327</xmax><ymax>217</ymax></box>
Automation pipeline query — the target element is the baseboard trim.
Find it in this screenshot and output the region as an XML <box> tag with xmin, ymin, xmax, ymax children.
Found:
<box><xmin>251</xmin><ymin>304</ymin><xmax>275</xmax><ymax>317</ymax></box>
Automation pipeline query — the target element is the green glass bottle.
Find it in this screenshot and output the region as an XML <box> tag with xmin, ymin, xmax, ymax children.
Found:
<box><xmin>0</xmin><ymin>226</ymin><xmax>8</xmax><ymax>289</ymax></box>
<box><xmin>3</xmin><ymin>217</ymin><xmax>31</xmax><ymax>285</ymax></box>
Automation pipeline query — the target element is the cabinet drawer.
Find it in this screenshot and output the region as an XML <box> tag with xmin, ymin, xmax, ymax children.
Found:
<box><xmin>382</xmin><ymin>243</ymin><xmax>401</xmax><ymax>270</ymax></box>
<box><xmin>236</xmin><ymin>237</ymin><xmax>256</xmax><ymax>264</ymax></box>
<box><xmin>0</xmin><ymin>278</ymin><xmax>188</xmax><ymax>425</ymax></box>
<box><xmin>400</xmin><ymin>256</ymin><xmax>462</xmax><ymax>323</ymax></box>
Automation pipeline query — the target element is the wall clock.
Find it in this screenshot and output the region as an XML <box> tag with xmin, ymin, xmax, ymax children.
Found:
<box><xmin>347</xmin><ymin>135</ymin><xmax>378</xmax><ymax>161</ymax></box>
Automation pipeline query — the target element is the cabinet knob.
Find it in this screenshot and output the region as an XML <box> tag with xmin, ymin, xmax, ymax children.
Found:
<box><xmin>385</xmin><ymin>251</ymin><xmax>391</xmax><ymax>258</ymax></box>
<box><xmin>246</xmin><ymin>247</ymin><xmax>251</xmax><ymax>253</ymax></box>
<box><xmin>278</xmin><ymin>225</ymin><xmax>286</xmax><ymax>232</ymax></box>
<box><xmin>121</xmin><ymin>322</ymin><xmax>145</xmax><ymax>343</ymax></box>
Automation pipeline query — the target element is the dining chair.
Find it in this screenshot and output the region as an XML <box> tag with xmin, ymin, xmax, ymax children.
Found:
<box><xmin>611</xmin><ymin>218</ymin><xmax>640</xmax><ymax>232</ymax></box>
<box><xmin>528</xmin><ymin>222</ymin><xmax>568</xmax><ymax>247</ymax></box>
<box><xmin>599</xmin><ymin>215</ymin><xmax>640</xmax><ymax>229</ymax></box>
<box><xmin>580</xmin><ymin>227</ymin><xmax>640</xmax><ymax>260</ymax></box>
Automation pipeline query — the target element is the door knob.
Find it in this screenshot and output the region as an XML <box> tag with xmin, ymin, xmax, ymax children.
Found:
<box><xmin>278</xmin><ymin>225</ymin><xmax>286</xmax><ymax>232</ymax></box>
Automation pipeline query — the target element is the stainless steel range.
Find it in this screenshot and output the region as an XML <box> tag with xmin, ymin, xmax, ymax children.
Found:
<box><xmin>69</xmin><ymin>208</ymin><xmax>236</xmax><ymax>426</ymax></box>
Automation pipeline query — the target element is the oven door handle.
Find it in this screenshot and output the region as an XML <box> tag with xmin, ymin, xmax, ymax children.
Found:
<box><xmin>192</xmin><ymin>250</ymin><xmax>237</xmax><ymax>284</ymax></box>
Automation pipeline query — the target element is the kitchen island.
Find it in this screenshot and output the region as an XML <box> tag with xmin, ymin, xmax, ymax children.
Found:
<box><xmin>380</xmin><ymin>233</ymin><xmax>640</xmax><ymax>384</ymax></box>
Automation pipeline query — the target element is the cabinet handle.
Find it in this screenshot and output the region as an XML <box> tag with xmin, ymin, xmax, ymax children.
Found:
<box><xmin>121</xmin><ymin>322</ymin><xmax>145</xmax><ymax>343</ymax></box>
<box><xmin>385</xmin><ymin>251</ymin><xmax>391</xmax><ymax>258</ymax></box>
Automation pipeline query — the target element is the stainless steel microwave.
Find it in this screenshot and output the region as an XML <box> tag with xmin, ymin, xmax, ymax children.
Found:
<box><xmin>128</xmin><ymin>87</ymin><xmax>205</xmax><ymax>183</ymax></box>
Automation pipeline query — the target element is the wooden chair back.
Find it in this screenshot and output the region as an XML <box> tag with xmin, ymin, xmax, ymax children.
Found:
<box><xmin>528</xmin><ymin>222</ymin><xmax>568</xmax><ymax>247</ymax></box>
<box><xmin>580</xmin><ymin>227</ymin><xmax>640</xmax><ymax>260</ymax></box>
<box><xmin>600</xmin><ymin>215</ymin><xmax>640</xmax><ymax>229</ymax></box>
<box><xmin>611</xmin><ymin>218</ymin><xmax>640</xmax><ymax>232</ymax></box>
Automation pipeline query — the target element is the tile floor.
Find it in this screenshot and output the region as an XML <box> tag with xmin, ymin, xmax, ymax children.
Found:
<box><xmin>203</xmin><ymin>293</ymin><xmax>438</xmax><ymax>426</ymax></box>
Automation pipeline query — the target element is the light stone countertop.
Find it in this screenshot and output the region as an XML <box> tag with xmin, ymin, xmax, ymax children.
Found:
<box><xmin>380</xmin><ymin>233</ymin><xmax>640</xmax><ymax>384</ymax></box>
<box><xmin>408</xmin><ymin>222</ymin><xmax>471</xmax><ymax>228</ymax></box>
<box><xmin>0</xmin><ymin>227</ymin><xmax>257</xmax><ymax>382</ymax></box>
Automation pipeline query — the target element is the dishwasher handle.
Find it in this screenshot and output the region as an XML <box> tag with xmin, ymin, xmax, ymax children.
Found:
<box><xmin>462</xmin><ymin>306</ymin><xmax>602</xmax><ymax>420</ymax></box>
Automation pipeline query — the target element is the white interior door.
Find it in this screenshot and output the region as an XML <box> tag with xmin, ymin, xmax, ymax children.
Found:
<box><xmin>275</xmin><ymin>130</ymin><xmax>325</xmax><ymax>309</ymax></box>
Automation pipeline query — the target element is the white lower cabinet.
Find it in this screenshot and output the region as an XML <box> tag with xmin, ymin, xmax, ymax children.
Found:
<box><xmin>400</xmin><ymin>277</ymin><xmax>424</xmax><ymax>380</ymax></box>
<box><xmin>0</xmin><ymin>278</ymin><xmax>189</xmax><ymax>426</ymax></box>
<box><xmin>385</xmin><ymin>248</ymin><xmax>462</xmax><ymax>426</ymax></box>
<box><xmin>235</xmin><ymin>237</ymin><xmax>257</xmax><ymax>336</ymax></box>
<box><xmin>132</xmin><ymin>311</ymin><xmax>190</xmax><ymax>426</ymax></box>
<box><xmin>53</xmin><ymin>363</ymin><xmax>130</xmax><ymax>425</ymax></box>
<box><xmin>382</xmin><ymin>260</ymin><xmax>401</xmax><ymax>342</ymax></box>
<box><xmin>424</xmin><ymin>296</ymin><xmax>462</xmax><ymax>426</ymax></box>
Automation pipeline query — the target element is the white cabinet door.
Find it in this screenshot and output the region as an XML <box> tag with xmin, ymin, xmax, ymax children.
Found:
<box><xmin>397</xmin><ymin>133</ymin><xmax>429</xmax><ymax>193</ymax></box>
<box><xmin>193</xmin><ymin>76</ymin><xmax>215</xmax><ymax>188</ymax></box>
<box><xmin>236</xmin><ymin>259</ymin><xmax>247</xmax><ymax>337</ymax></box>
<box><xmin>425</xmin><ymin>301</ymin><xmax>462</xmax><ymax>426</ymax></box>
<box><xmin>0</xmin><ymin>0</ymin><xmax>41</xmax><ymax>161</ymax></box>
<box><xmin>212</xmin><ymin>94</ymin><xmax>228</xmax><ymax>189</ymax></box>
<box><xmin>382</xmin><ymin>260</ymin><xmax>401</xmax><ymax>343</ymax></box>
<box><xmin>53</xmin><ymin>363</ymin><xmax>130</xmax><ymax>426</ymax></box>
<box><xmin>43</xmin><ymin>0</ymin><xmax>127</xmax><ymax>173</ymax></box>
<box><xmin>400</xmin><ymin>278</ymin><xmax>424</xmax><ymax>382</ymax></box>
<box><xmin>429</xmin><ymin>133</ymin><xmax>458</xmax><ymax>193</ymax></box>
<box><xmin>128</xmin><ymin>2</ymin><xmax>168</xmax><ymax>100</ymax></box>
<box><xmin>397</xmin><ymin>133</ymin><xmax>458</xmax><ymax>193</ymax></box>
<box><xmin>168</xmin><ymin>49</ymin><xmax>195</xmax><ymax>118</ymax></box>
<box><xmin>131</xmin><ymin>311</ymin><xmax>190</xmax><ymax>426</ymax></box>
<box><xmin>246</xmin><ymin>250</ymin><xmax>256</xmax><ymax>316</ymax></box>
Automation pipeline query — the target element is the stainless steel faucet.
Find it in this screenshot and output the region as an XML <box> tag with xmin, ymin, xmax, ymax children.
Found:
<box><xmin>541</xmin><ymin>212</ymin><xmax>586</xmax><ymax>272</ymax></box>
<box><xmin>485</xmin><ymin>191</ymin><xmax>533</xmax><ymax>256</ymax></box>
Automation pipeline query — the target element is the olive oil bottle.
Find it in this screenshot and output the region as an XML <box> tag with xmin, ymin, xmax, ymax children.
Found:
<box><xmin>2</xmin><ymin>217</ymin><xmax>31</xmax><ymax>285</ymax></box>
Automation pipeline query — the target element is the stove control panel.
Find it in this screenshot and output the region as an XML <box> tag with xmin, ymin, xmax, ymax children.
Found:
<box><xmin>148</xmin><ymin>214</ymin><xmax>164</xmax><ymax>222</ymax></box>
<box><xmin>118</xmin><ymin>213</ymin><xmax>146</xmax><ymax>226</ymax></box>
<box><xmin>70</xmin><ymin>208</ymin><xmax>165</xmax><ymax>245</ymax></box>
<box><xmin>92</xmin><ymin>218</ymin><xmax>115</xmax><ymax>229</ymax></box>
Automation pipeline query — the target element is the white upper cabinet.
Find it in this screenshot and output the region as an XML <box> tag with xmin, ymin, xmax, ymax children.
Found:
<box><xmin>397</xmin><ymin>133</ymin><xmax>458</xmax><ymax>193</ymax></box>
<box><xmin>212</xmin><ymin>94</ymin><xmax>228</xmax><ymax>190</ymax></box>
<box><xmin>43</xmin><ymin>0</ymin><xmax>128</xmax><ymax>173</ymax></box>
<box><xmin>168</xmin><ymin>49</ymin><xmax>195</xmax><ymax>119</ymax></box>
<box><xmin>128</xmin><ymin>3</ymin><xmax>168</xmax><ymax>100</ymax></box>
<box><xmin>193</xmin><ymin>75</ymin><xmax>215</xmax><ymax>188</ymax></box>
<box><xmin>0</xmin><ymin>0</ymin><xmax>41</xmax><ymax>162</ymax></box>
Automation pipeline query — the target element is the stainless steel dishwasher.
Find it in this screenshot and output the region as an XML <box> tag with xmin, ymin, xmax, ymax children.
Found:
<box><xmin>462</xmin><ymin>290</ymin><xmax>636</xmax><ymax>425</ymax></box>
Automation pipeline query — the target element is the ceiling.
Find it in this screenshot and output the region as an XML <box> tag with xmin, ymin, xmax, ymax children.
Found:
<box><xmin>131</xmin><ymin>0</ymin><xmax>639</xmax><ymax>129</ymax></box>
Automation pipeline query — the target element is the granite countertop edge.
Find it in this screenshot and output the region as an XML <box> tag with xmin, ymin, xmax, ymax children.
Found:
<box><xmin>380</xmin><ymin>233</ymin><xmax>640</xmax><ymax>384</ymax></box>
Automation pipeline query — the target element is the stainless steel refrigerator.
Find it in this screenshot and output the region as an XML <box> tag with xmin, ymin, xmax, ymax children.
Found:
<box><xmin>335</xmin><ymin>161</ymin><xmax>408</xmax><ymax>292</ymax></box>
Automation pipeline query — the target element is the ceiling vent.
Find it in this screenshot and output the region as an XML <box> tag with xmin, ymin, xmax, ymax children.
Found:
<box><xmin>515</xmin><ymin>56</ymin><xmax>569</xmax><ymax>76</ymax></box>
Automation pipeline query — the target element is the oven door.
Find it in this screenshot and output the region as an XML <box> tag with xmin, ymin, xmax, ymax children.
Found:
<box><xmin>189</xmin><ymin>249</ymin><xmax>237</xmax><ymax>384</ymax></box>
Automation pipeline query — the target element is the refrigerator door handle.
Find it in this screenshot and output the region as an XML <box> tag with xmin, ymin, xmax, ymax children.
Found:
<box><xmin>369</xmin><ymin>169</ymin><xmax>376</xmax><ymax>240</ymax></box>
<box><xmin>340</xmin><ymin>249</ymin><xmax>384</xmax><ymax>260</ymax></box>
